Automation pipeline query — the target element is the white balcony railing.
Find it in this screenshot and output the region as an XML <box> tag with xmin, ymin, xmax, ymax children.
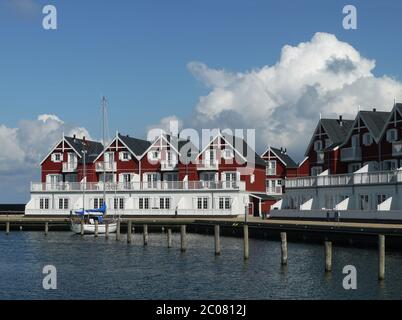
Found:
<box><xmin>197</xmin><ymin>160</ymin><xmax>219</xmax><ymax>170</ymax></box>
<box><xmin>285</xmin><ymin>170</ymin><xmax>402</xmax><ymax>189</ymax></box>
<box><xmin>62</xmin><ymin>162</ymin><xmax>78</xmax><ymax>173</ymax></box>
<box><xmin>96</xmin><ymin>162</ymin><xmax>117</xmax><ymax>172</ymax></box>
<box><xmin>392</xmin><ymin>142</ymin><xmax>402</xmax><ymax>156</ymax></box>
<box><xmin>266</xmin><ymin>168</ymin><xmax>276</xmax><ymax>176</ymax></box>
<box><xmin>341</xmin><ymin>147</ymin><xmax>362</xmax><ymax>162</ymax></box>
<box><xmin>266</xmin><ymin>186</ymin><xmax>282</xmax><ymax>195</ymax></box>
<box><xmin>31</xmin><ymin>180</ymin><xmax>246</xmax><ymax>192</ymax></box>
<box><xmin>161</xmin><ymin>161</ymin><xmax>178</xmax><ymax>171</ymax></box>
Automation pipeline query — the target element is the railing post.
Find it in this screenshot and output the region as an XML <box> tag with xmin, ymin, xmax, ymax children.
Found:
<box><xmin>45</xmin><ymin>222</ymin><xmax>49</xmax><ymax>236</ymax></box>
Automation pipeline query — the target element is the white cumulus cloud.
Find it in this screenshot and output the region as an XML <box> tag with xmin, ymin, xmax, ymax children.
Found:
<box><xmin>0</xmin><ymin>115</ymin><xmax>92</xmax><ymax>202</ymax></box>
<box><xmin>186</xmin><ymin>32</ymin><xmax>402</xmax><ymax>160</ymax></box>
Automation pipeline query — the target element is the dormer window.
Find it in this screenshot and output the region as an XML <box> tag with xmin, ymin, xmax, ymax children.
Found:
<box><xmin>314</xmin><ymin>140</ymin><xmax>323</xmax><ymax>152</ymax></box>
<box><xmin>51</xmin><ymin>153</ymin><xmax>63</xmax><ymax>163</ymax></box>
<box><xmin>386</xmin><ymin>129</ymin><xmax>398</xmax><ymax>143</ymax></box>
<box><xmin>363</xmin><ymin>133</ymin><xmax>373</xmax><ymax>146</ymax></box>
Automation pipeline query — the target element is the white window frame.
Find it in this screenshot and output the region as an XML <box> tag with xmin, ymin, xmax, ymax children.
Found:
<box><xmin>52</xmin><ymin>153</ymin><xmax>63</xmax><ymax>163</ymax></box>
<box><xmin>314</xmin><ymin>140</ymin><xmax>323</xmax><ymax>152</ymax></box>
<box><xmin>362</xmin><ymin>133</ymin><xmax>373</xmax><ymax>146</ymax></box>
<box><xmin>386</xmin><ymin>129</ymin><xmax>398</xmax><ymax>143</ymax></box>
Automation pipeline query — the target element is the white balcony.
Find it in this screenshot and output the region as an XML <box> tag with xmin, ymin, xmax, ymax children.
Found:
<box><xmin>197</xmin><ymin>160</ymin><xmax>219</xmax><ymax>171</ymax></box>
<box><xmin>30</xmin><ymin>180</ymin><xmax>246</xmax><ymax>192</ymax></box>
<box><xmin>392</xmin><ymin>142</ymin><xmax>402</xmax><ymax>156</ymax></box>
<box><xmin>161</xmin><ymin>161</ymin><xmax>178</xmax><ymax>171</ymax></box>
<box><xmin>62</xmin><ymin>162</ymin><xmax>78</xmax><ymax>173</ymax></box>
<box><xmin>266</xmin><ymin>168</ymin><xmax>276</xmax><ymax>176</ymax></box>
<box><xmin>285</xmin><ymin>170</ymin><xmax>402</xmax><ymax>189</ymax></box>
<box><xmin>266</xmin><ymin>186</ymin><xmax>282</xmax><ymax>195</ymax></box>
<box><xmin>96</xmin><ymin>162</ymin><xmax>117</xmax><ymax>172</ymax></box>
<box><xmin>341</xmin><ymin>147</ymin><xmax>362</xmax><ymax>162</ymax></box>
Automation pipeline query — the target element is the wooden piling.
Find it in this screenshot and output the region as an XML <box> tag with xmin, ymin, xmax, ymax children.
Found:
<box><xmin>214</xmin><ymin>225</ymin><xmax>221</xmax><ymax>256</ymax></box>
<box><xmin>180</xmin><ymin>225</ymin><xmax>187</xmax><ymax>252</ymax></box>
<box><xmin>94</xmin><ymin>220</ymin><xmax>99</xmax><ymax>238</ymax></box>
<box><xmin>244</xmin><ymin>224</ymin><xmax>249</xmax><ymax>260</ymax></box>
<box><xmin>6</xmin><ymin>222</ymin><xmax>10</xmax><ymax>235</ymax></box>
<box><xmin>80</xmin><ymin>220</ymin><xmax>84</xmax><ymax>236</ymax></box>
<box><xmin>116</xmin><ymin>220</ymin><xmax>121</xmax><ymax>241</ymax></box>
<box><xmin>105</xmin><ymin>223</ymin><xmax>109</xmax><ymax>240</ymax></box>
<box><xmin>143</xmin><ymin>224</ymin><xmax>149</xmax><ymax>246</ymax></box>
<box><xmin>45</xmin><ymin>222</ymin><xmax>49</xmax><ymax>236</ymax></box>
<box><xmin>127</xmin><ymin>221</ymin><xmax>132</xmax><ymax>244</ymax></box>
<box><xmin>167</xmin><ymin>228</ymin><xmax>172</xmax><ymax>248</ymax></box>
<box><xmin>281</xmin><ymin>232</ymin><xmax>288</xmax><ymax>265</ymax></box>
<box><xmin>379</xmin><ymin>235</ymin><xmax>385</xmax><ymax>281</ymax></box>
<box><xmin>325</xmin><ymin>241</ymin><xmax>332</xmax><ymax>272</ymax></box>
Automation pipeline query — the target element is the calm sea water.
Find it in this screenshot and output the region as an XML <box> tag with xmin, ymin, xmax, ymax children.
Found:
<box><xmin>0</xmin><ymin>231</ymin><xmax>401</xmax><ymax>300</ymax></box>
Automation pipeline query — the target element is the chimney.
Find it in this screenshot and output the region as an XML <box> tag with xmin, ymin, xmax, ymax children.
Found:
<box><xmin>373</xmin><ymin>108</ymin><xmax>377</xmax><ymax>112</ymax></box>
<box><xmin>83</xmin><ymin>136</ymin><xmax>86</xmax><ymax>143</ymax></box>
<box><xmin>339</xmin><ymin>115</ymin><xmax>343</xmax><ymax>126</ymax></box>
<box><xmin>284</xmin><ymin>148</ymin><xmax>287</xmax><ymax>154</ymax></box>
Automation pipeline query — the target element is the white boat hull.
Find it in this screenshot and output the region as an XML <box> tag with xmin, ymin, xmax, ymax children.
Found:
<box><xmin>71</xmin><ymin>222</ymin><xmax>117</xmax><ymax>234</ymax></box>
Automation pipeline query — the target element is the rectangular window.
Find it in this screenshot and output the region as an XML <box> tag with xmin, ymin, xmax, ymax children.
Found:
<box><xmin>114</xmin><ymin>198</ymin><xmax>124</xmax><ymax>210</ymax></box>
<box><xmin>58</xmin><ymin>198</ymin><xmax>69</xmax><ymax>210</ymax></box>
<box><xmin>197</xmin><ymin>197</ymin><xmax>209</xmax><ymax>210</ymax></box>
<box><xmin>266</xmin><ymin>161</ymin><xmax>276</xmax><ymax>175</ymax></box>
<box><xmin>314</xmin><ymin>140</ymin><xmax>323</xmax><ymax>151</ymax></box>
<box><xmin>94</xmin><ymin>198</ymin><xmax>104</xmax><ymax>209</ymax></box>
<box><xmin>40</xmin><ymin>198</ymin><xmax>50</xmax><ymax>210</ymax></box>
<box><xmin>139</xmin><ymin>198</ymin><xmax>149</xmax><ymax>210</ymax></box>
<box><xmin>225</xmin><ymin>197</ymin><xmax>230</xmax><ymax>210</ymax></box>
<box><xmin>359</xmin><ymin>195</ymin><xmax>370</xmax><ymax>210</ymax></box>
<box><xmin>159</xmin><ymin>198</ymin><xmax>171</xmax><ymax>210</ymax></box>
<box><xmin>377</xmin><ymin>194</ymin><xmax>387</xmax><ymax>206</ymax></box>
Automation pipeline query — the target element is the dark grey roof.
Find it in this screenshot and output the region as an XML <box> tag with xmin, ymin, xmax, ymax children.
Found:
<box><xmin>270</xmin><ymin>147</ymin><xmax>298</xmax><ymax>168</ymax></box>
<box><xmin>396</xmin><ymin>103</ymin><xmax>402</xmax><ymax>115</ymax></box>
<box><xmin>250</xmin><ymin>193</ymin><xmax>280</xmax><ymax>201</ymax></box>
<box><xmin>304</xmin><ymin>117</ymin><xmax>354</xmax><ymax>156</ymax></box>
<box><xmin>359</xmin><ymin>111</ymin><xmax>390</xmax><ymax>140</ymax></box>
<box><xmin>65</xmin><ymin>136</ymin><xmax>104</xmax><ymax>163</ymax></box>
<box><xmin>222</xmin><ymin>133</ymin><xmax>266</xmax><ymax>167</ymax></box>
<box><xmin>118</xmin><ymin>134</ymin><xmax>151</xmax><ymax>157</ymax></box>
<box><xmin>164</xmin><ymin>134</ymin><xmax>199</xmax><ymax>162</ymax></box>
<box><xmin>320</xmin><ymin>118</ymin><xmax>354</xmax><ymax>145</ymax></box>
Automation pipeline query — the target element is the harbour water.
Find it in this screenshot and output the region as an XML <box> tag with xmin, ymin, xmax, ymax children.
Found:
<box><xmin>0</xmin><ymin>231</ymin><xmax>402</xmax><ymax>300</ymax></box>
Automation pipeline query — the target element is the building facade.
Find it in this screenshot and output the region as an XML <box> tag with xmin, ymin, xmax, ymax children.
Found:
<box><xmin>26</xmin><ymin>132</ymin><xmax>275</xmax><ymax>217</ymax></box>
<box><xmin>275</xmin><ymin>103</ymin><xmax>402</xmax><ymax>219</ymax></box>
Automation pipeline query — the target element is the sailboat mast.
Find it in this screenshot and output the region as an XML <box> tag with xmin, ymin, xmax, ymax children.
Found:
<box><xmin>102</xmin><ymin>96</ymin><xmax>107</xmax><ymax>206</ymax></box>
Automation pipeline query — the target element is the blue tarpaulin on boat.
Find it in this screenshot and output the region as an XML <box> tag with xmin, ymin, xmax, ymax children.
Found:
<box><xmin>75</xmin><ymin>203</ymin><xmax>107</xmax><ymax>215</ymax></box>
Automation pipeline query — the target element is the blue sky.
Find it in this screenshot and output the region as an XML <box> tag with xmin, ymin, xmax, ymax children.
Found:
<box><xmin>1</xmin><ymin>0</ymin><xmax>402</xmax><ymax>202</ymax></box>
<box><xmin>0</xmin><ymin>0</ymin><xmax>401</xmax><ymax>137</ymax></box>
